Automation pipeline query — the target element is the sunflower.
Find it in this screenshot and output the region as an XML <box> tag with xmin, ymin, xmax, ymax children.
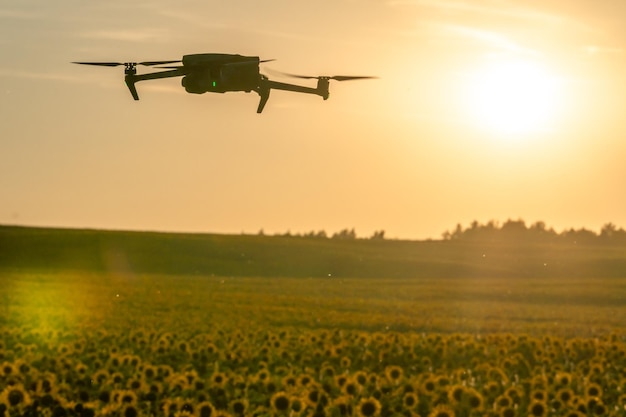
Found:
<box><xmin>168</xmin><ymin>374</ymin><xmax>190</xmax><ymax>393</ymax></box>
<box><xmin>428</xmin><ymin>404</ymin><xmax>455</xmax><ymax>417</ymax></box>
<box><xmin>319</xmin><ymin>365</ymin><xmax>336</xmax><ymax>384</ymax></box>
<box><xmin>556</xmin><ymin>388</ymin><xmax>574</xmax><ymax>405</ymax></box>
<box><xmin>290</xmin><ymin>397</ymin><xmax>305</xmax><ymax>414</ymax></box>
<box><xmin>142</xmin><ymin>364</ymin><xmax>157</xmax><ymax>381</ymax></box>
<box><xmin>211</xmin><ymin>372</ymin><xmax>229</xmax><ymax>388</ymax></box>
<box><xmin>195</xmin><ymin>401</ymin><xmax>216</xmax><ymax>417</ymax></box>
<box><xmin>342</xmin><ymin>379</ymin><xmax>359</xmax><ymax>397</ymax></box>
<box><xmin>1</xmin><ymin>384</ymin><xmax>32</xmax><ymax>410</ymax></box>
<box><xmin>587</xmin><ymin>397</ymin><xmax>606</xmax><ymax>416</ymax></box>
<box><xmin>482</xmin><ymin>380</ymin><xmax>500</xmax><ymax>399</ymax></box>
<box><xmin>180</xmin><ymin>401</ymin><xmax>195</xmax><ymax>415</ymax></box>
<box><xmin>447</xmin><ymin>385</ymin><xmax>465</xmax><ymax>406</ymax></box>
<box><xmin>527</xmin><ymin>400</ymin><xmax>547</xmax><ymax>417</ymax></box>
<box><xmin>255</xmin><ymin>369</ymin><xmax>271</xmax><ymax>384</ymax></box>
<box><xmin>333</xmin><ymin>396</ymin><xmax>354</xmax><ymax>417</ymax></box>
<box><xmin>121</xmin><ymin>404</ymin><xmax>139</xmax><ymax>417</ymax></box>
<box><xmin>385</xmin><ymin>366</ymin><xmax>404</xmax><ymax>384</ymax></box>
<box><xmin>562</xmin><ymin>412</ymin><xmax>585</xmax><ymax>417</ymax></box>
<box><xmin>109</xmin><ymin>371</ymin><xmax>125</xmax><ymax>386</ymax></box>
<box><xmin>229</xmin><ymin>398</ymin><xmax>247</xmax><ymax>416</ymax></box>
<box><xmin>0</xmin><ymin>362</ymin><xmax>15</xmax><ymax>378</ymax></box>
<box><xmin>126</xmin><ymin>377</ymin><xmax>145</xmax><ymax>392</ymax></box>
<box><xmin>35</xmin><ymin>373</ymin><xmax>59</xmax><ymax>396</ymax></box>
<box><xmin>357</xmin><ymin>397</ymin><xmax>381</xmax><ymax>417</ymax></box>
<box><xmin>335</xmin><ymin>374</ymin><xmax>349</xmax><ymax>389</ymax></box>
<box><xmin>504</xmin><ymin>386</ymin><xmax>522</xmax><ymax>405</ymax></box>
<box><xmin>270</xmin><ymin>391</ymin><xmax>291</xmax><ymax>413</ymax></box>
<box><xmin>530</xmin><ymin>390</ymin><xmax>547</xmax><ymax>402</ymax></box>
<box><xmin>340</xmin><ymin>356</ymin><xmax>352</xmax><ymax>369</ymax></box>
<box><xmin>494</xmin><ymin>394</ymin><xmax>513</xmax><ymax>410</ymax></box>
<box><xmin>92</xmin><ymin>369</ymin><xmax>110</xmax><ymax>386</ymax></box>
<box><xmin>352</xmin><ymin>371</ymin><xmax>368</xmax><ymax>388</ymax></box>
<box><xmin>402</xmin><ymin>392</ymin><xmax>419</xmax><ymax>410</ymax></box>
<box><xmin>463</xmin><ymin>388</ymin><xmax>483</xmax><ymax>411</ymax></box>
<box><xmin>585</xmin><ymin>383</ymin><xmax>603</xmax><ymax>398</ymax></box>
<box><xmin>499</xmin><ymin>406</ymin><xmax>516</xmax><ymax>417</ymax></box>
<box><xmin>421</xmin><ymin>376</ymin><xmax>438</xmax><ymax>397</ymax></box>
<box><xmin>282</xmin><ymin>374</ymin><xmax>298</xmax><ymax>388</ymax></box>
<box><xmin>297</xmin><ymin>374</ymin><xmax>313</xmax><ymax>389</ymax></box>
<box><xmin>304</xmin><ymin>385</ymin><xmax>328</xmax><ymax>408</ymax></box>
<box><xmin>555</xmin><ymin>372</ymin><xmax>572</xmax><ymax>387</ymax></box>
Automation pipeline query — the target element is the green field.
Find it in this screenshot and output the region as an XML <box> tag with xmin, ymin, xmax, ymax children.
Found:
<box><xmin>1</xmin><ymin>226</ymin><xmax>626</xmax><ymax>416</ymax></box>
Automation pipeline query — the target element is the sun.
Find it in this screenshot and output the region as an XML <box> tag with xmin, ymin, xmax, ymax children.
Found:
<box><xmin>464</xmin><ymin>58</ymin><xmax>562</xmax><ymax>138</ymax></box>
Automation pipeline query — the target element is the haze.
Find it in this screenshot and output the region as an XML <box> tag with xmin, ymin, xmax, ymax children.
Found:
<box><xmin>1</xmin><ymin>0</ymin><xmax>625</xmax><ymax>239</ymax></box>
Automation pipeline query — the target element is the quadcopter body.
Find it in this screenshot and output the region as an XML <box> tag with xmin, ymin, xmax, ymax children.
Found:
<box><xmin>73</xmin><ymin>53</ymin><xmax>375</xmax><ymax>113</ymax></box>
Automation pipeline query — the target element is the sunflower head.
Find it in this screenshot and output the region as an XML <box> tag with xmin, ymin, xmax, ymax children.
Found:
<box><xmin>586</xmin><ymin>383</ymin><xmax>603</xmax><ymax>398</ymax></box>
<box><xmin>403</xmin><ymin>392</ymin><xmax>418</xmax><ymax>410</ymax></box>
<box><xmin>428</xmin><ymin>404</ymin><xmax>455</xmax><ymax>417</ymax></box>
<box><xmin>357</xmin><ymin>397</ymin><xmax>381</xmax><ymax>417</ymax></box>
<box><xmin>447</xmin><ymin>385</ymin><xmax>465</xmax><ymax>405</ymax></box>
<box><xmin>1</xmin><ymin>384</ymin><xmax>32</xmax><ymax>409</ymax></box>
<box><xmin>196</xmin><ymin>401</ymin><xmax>216</xmax><ymax>417</ymax></box>
<box><xmin>499</xmin><ymin>406</ymin><xmax>516</xmax><ymax>417</ymax></box>
<box><xmin>464</xmin><ymin>388</ymin><xmax>483</xmax><ymax>410</ymax></box>
<box><xmin>122</xmin><ymin>404</ymin><xmax>139</xmax><ymax>417</ymax></box>
<box><xmin>527</xmin><ymin>400</ymin><xmax>547</xmax><ymax>417</ymax></box>
<box><xmin>385</xmin><ymin>366</ymin><xmax>404</xmax><ymax>383</ymax></box>
<box><xmin>271</xmin><ymin>392</ymin><xmax>291</xmax><ymax>413</ymax></box>
<box><xmin>211</xmin><ymin>372</ymin><xmax>228</xmax><ymax>387</ymax></box>
<box><xmin>230</xmin><ymin>398</ymin><xmax>247</xmax><ymax>416</ymax></box>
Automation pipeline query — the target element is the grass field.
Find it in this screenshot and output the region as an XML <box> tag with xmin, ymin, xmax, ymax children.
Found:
<box><xmin>1</xmin><ymin>226</ymin><xmax>626</xmax><ymax>416</ymax></box>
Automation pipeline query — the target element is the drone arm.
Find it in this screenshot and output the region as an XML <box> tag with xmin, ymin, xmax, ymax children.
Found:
<box><xmin>255</xmin><ymin>79</ymin><xmax>330</xmax><ymax>113</ymax></box>
<box><xmin>124</xmin><ymin>68</ymin><xmax>187</xmax><ymax>100</ymax></box>
<box><xmin>264</xmin><ymin>80</ymin><xmax>327</xmax><ymax>98</ymax></box>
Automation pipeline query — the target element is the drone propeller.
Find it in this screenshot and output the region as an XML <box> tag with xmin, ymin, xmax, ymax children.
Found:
<box><xmin>269</xmin><ymin>69</ymin><xmax>376</xmax><ymax>81</ymax></box>
<box><xmin>72</xmin><ymin>60</ymin><xmax>180</xmax><ymax>67</ymax></box>
<box><xmin>154</xmin><ymin>58</ymin><xmax>276</xmax><ymax>69</ymax></box>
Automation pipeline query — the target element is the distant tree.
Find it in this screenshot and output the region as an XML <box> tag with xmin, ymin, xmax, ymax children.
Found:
<box><xmin>332</xmin><ymin>228</ymin><xmax>357</xmax><ymax>240</ymax></box>
<box><xmin>560</xmin><ymin>228</ymin><xmax>596</xmax><ymax>244</ymax></box>
<box><xmin>451</xmin><ymin>223</ymin><xmax>464</xmax><ymax>240</ymax></box>
<box><xmin>303</xmin><ymin>230</ymin><xmax>328</xmax><ymax>239</ymax></box>
<box><xmin>501</xmin><ymin>219</ymin><xmax>527</xmax><ymax>235</ymax></box>
<box><xmin>528</xmin><ymin>221</ymin><xmax>557</xmax><ymax>241</ymax></box>
<box><xmin>370</xmin><ymin>230</ymin><xmax>385</xmax><ymax>240</ymax></box>
<box><xmin>600</xmin><ymin>222</ymin><xmax>617</xmax><ymax>239</ymax></box>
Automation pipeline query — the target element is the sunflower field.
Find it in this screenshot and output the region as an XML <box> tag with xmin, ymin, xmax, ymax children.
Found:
<box><xmin>1</xmin><ymin>272</ymin><xmax>626</xmax><ymax>417</ymax></box>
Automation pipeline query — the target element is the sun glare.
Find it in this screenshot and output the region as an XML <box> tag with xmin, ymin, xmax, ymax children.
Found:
<box><xmin>465</xmin><ymin>59</ymin><xmax>563</xmax><ymax>139</ymax></box>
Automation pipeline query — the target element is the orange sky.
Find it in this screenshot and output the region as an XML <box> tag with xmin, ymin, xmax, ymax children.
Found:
<box><xmin>1</xmin><ymin>1</ymin><xmax>625</xmax><ymax>239</ymax></box>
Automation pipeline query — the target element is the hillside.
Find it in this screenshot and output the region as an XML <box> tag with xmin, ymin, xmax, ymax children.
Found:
<box><xmin>1</xmin><ymin>225</ymin><xmax>625</xmax><ymax>278</ymax></box>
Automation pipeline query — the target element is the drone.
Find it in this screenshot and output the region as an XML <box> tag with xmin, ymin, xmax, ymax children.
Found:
<box><xmin>73</xmin><ymin>53</ymin><xmax>375</xmax><ymax>113</ymax></box>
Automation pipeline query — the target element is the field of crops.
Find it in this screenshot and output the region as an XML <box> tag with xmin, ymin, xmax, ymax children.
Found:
<box><xmin>2</xmin><ymin>272</ymin><xmax>626</xmax><ymax>417</ymax></box>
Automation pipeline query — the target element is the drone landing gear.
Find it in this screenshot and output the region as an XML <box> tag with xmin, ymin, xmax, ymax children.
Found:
<box><xmin>125</xmin><ymin>75</ymin><xmax>140</xmax><ymax>100</ymax></box>
<box><xmin>256</xmin><ymin>77</ymin><xmax>271</xmax><ymax>113</ymax></box>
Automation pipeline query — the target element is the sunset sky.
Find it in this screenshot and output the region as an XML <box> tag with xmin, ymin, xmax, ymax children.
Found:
<box><xmin>1</xmin><ymin>0</ymin><xmax>625</xmax><ymax>239</ymax></box>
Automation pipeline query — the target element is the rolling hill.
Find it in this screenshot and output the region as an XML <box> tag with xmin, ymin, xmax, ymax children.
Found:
<box><xmin>1</xmin><ymin>225</ymin><xmax>625</xmax><ymax>278</ymax></box>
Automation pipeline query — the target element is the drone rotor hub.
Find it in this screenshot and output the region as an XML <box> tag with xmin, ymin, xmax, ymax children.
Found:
<box><xmin>124</xmin><ymin>63</ymin><xmax>137</xmax><ymax>76</ymax></box>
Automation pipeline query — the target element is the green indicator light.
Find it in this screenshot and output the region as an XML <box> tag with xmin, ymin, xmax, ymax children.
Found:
<box><xmin>212</xmin><ymin>81</ymin><xmax>216</xmax><ymax>87</ymax></box>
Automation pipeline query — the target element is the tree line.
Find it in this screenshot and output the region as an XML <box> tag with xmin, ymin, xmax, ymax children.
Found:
<box><xmin>258</xmin><ymin>228</ymin><xmax>386</xmax><ymax>240</ymax></box>
<box><xmin>441</xmin><ymin>219</ymin><xmax>626</xmax><ymax>244</ymax></box>
<box><xmin>259</xmin><ymin>219</ymin><xmax>626</xmax><ymax>244</ymax></box>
